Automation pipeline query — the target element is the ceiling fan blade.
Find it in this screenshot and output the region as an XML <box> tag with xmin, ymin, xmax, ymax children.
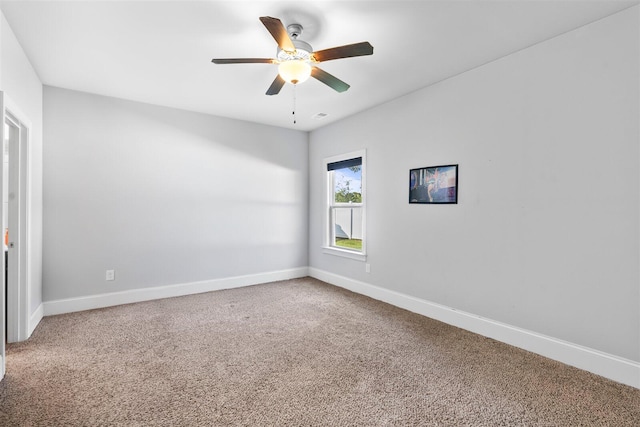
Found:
<box><xmin>211</xmin><ymin>58</ymin><xmax>275</xmax><ymax>64</ymax></box>
<box><xmin>266</xmin><ymin>75</ymin><xmax>286</xmax><ymax>96</ymax></box>
<box><xmin>259</xmin><ymin>16</ymin><xmax>295</xmax><ymax>53</ymax></box>
<box><xmin>312</xmin><ymin>42</ymin><xmax>373</xmax><ymax>62</ymax></box>
<box><xmin>311</xmin><ymin>67</ymin><xmax>350</xmax><ymax>93</ymax></box>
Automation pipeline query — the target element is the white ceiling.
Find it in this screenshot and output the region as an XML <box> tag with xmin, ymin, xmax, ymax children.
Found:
<box><xmin>1</xmin><ymin>0</ymin><xmax>637</xmax><ymax>131</ymax></box>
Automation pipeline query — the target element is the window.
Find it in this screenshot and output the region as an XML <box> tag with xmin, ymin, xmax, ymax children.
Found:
<box><xmin>324</xmin><ymin>150</ymin><xmax>366</xmax><ymax>261</ymax></box>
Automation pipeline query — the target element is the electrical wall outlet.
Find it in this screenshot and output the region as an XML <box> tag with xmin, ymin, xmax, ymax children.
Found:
<box><xmin>106</xmin><ymin>269</ymin><xmax>115</xmax><ymax>281</ymax></box>
<box><xmin>365</xmin><ymin>263</ymin><xmax>371</xmax><ymax>273</ymax></box>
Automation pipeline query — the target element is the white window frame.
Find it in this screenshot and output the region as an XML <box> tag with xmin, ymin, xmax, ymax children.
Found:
<box><xmin>322</xmin><ymin>149</ymin><xmax>366</xmax><ymax>262</ymax></box>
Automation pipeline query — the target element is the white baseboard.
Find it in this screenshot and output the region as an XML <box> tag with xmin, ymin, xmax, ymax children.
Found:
<box><xmin>308</xmin><ymin>267</ymin><xmax>640</xmax><ymax>390</ymax></box>
<box><xmin>43</xmin><ymin>267</ymin><xmax>309</xmax><ymax>317</ymax></box>
<box><xmin>29</xmin><ymin>303</ymin><xmax>44</xmax><ymax>336</ymax></box>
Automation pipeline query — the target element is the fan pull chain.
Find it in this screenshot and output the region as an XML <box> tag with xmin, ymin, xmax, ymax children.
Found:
<box><xmin>292</xmin><ymin>84</ymin><xmax>297</xmax><ymax>125</ymax></box>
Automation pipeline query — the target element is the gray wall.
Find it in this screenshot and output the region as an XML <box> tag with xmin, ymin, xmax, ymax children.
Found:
<box><xmin>43</xmin><ymin>87</ymin><xmax>308</xmax><ymax>301</ymax></box>
<box><xmin>309</xmin><ymin>7</ymin><xmax>639</xmax><ymax>362</ymax></box>
<box><xmin>1</xmin><ymin>12</ymin><xmax>44</xmax><ymax>316</ymax></box>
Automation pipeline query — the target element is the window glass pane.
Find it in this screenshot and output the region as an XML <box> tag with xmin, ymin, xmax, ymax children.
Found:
<box><xmin>331</xmin><ymin>207</ymin><xmax>362</xmax><ymax>251</ymax></box>
<box><xmin>333</xmin><ymin>165</ymin><xmax>362</xmax><ymax>204</ymax></box>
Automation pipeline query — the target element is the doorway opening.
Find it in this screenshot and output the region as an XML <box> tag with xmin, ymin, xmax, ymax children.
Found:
<box><xmin>1</xmin><ymin>94</ymin><xmax>30</xmax><ymax>346</ymax></box>
<box><xmin>0</xmin><ymin>93</ymin><xmax>32</xmax><ymax>380</ymax></box>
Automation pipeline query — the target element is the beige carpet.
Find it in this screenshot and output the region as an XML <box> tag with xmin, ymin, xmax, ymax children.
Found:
<box><xmin>0</xmin><ymin>277</ymin><xmax>638</xmax><ymax>426</ymax></box>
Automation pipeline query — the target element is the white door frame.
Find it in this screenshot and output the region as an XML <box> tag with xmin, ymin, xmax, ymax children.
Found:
<box><xmin>1</xmin><ymin>91</ymin><xmax>31</xmax><ymax>352</ymax></box>
<box><xmin>0</xmin><ymin>92</ymin><xmax>4</xmax><ymax>380</ymax></box>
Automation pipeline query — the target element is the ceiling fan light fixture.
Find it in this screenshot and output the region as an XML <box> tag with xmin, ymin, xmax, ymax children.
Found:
<box><xmin>278</xmin><ymin>60</ymin><xmax>312</xmax><ymax>84</ymax></box>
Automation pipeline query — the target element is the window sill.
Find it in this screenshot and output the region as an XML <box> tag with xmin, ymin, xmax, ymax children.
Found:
<box><xmin>322</xmin><ymin>246</ymin><xmax>367</xmax><ymax>262</ymax></box>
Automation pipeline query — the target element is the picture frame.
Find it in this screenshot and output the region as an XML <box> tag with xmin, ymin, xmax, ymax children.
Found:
<box><xmin>409</xmin><ymin>164</ymin><xmax>458</xmax><ymax>204</ymax></box>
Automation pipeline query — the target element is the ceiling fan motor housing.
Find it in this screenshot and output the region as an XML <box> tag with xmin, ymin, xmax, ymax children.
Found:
<box><xmin>277</xmin><ymin>39</ymin><xmax>313</xmax><ymax>62</ymax></box>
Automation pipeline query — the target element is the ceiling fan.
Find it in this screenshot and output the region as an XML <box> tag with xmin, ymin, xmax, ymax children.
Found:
<box><xmin>211</xmin><ymin>16</ymin><xmax>373</xmax><ymax>95</ymax></box>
